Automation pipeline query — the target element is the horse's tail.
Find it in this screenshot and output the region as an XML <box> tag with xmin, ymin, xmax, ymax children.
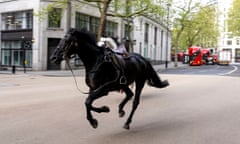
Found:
<box><xmin>147</xmin><ymin>62</ymin><xmax>169</xmax><ymax>88</ymax></box>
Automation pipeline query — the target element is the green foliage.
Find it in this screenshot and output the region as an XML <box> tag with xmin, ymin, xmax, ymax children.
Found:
<box><xmin>110</xmin><ymin>0</ymin><xmax>164</xmax><ymax>18</ymax></box>
<box><xmin>228</xmin><ymin>0</ymin><xmax>240</xmax><ymax>36</ymax></box>
<box><xmin>184</xmin><ymin>5</ymin><xmax>219</xmax><ymax>48</ymax></box>
<box><xmin>34</xmin><ymin>0</ymin><xmax>166</xmax><ymax>41</ymax></box>
<box><xmin>34</xmin><ymin>0</ymin><xmax>68</xmax><ymax>22</ymax></box>
<box><xmin>172</xmin><ymin>0</ymin><xmax>219</xmax><ymax>52</ymax></box>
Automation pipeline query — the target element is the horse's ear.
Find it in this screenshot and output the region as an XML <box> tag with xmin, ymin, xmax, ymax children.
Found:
<box><xmin>68</xmin><ymin>28</ymin><xmax>76</xmax><ymax>34</ymax></box>
<box><xmin>69</xmin><ymin>27</ymin><xmax>74</xmax><ymax>31</ymax></box>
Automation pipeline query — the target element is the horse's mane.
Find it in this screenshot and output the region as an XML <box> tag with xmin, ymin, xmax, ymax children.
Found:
<box><xmin>78</xmin><ymin>28</ymin><xmax>97</xmax><ymax>44</ymax></box>
<box><xmin>69</xmin><ymin>28</ymin><xmax>105</xmax><ymax>52</ymax></box>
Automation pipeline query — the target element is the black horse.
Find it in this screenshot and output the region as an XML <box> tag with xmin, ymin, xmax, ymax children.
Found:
<box><xmin>51</xmin><ymin>28</ymin><xmax>169</xmax><ymax>129</ymax></box>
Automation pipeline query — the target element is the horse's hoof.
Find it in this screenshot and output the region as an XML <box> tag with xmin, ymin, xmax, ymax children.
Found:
<box><xmin>90</xmin><ymin>119</ymin><xmax>98</xmax><ymax>129</ymax></box>
<box><xmin>162</xmin><ymin>80</ymin><xmax>169</xmax><ymax>88</ymax></box>
<box><xmin>123</xmin><ymin>124</ymin><xmax>130</xmax><ymax>130</ymax></box>
<box><xmin>101</xmin><ymin>106</ymin><xmax>110</xmax><ymax>113</ymax></box>
<box><xmin>119</xmin><ymin>110</ymin><xmax>125</xmax><ymax>118</ymax></box>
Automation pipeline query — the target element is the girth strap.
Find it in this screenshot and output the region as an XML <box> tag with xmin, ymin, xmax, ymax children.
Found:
<box><xmin>104</xmin><ymin>48</ymin><xmax>127</xmax><ymax>85</ymax></box>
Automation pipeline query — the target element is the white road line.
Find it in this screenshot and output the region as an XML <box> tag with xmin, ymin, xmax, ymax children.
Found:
<box><xmin>218</xmin><ymin>65</ymin><xmax>238</xmax><ymax>76</ymax></box>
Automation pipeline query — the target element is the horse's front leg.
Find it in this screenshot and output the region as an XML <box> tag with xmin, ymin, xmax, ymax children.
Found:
<box><xmin>85</xmin><ymin>82</ymin><xmax>118</xmax><ymax>128</ymax></box>
<box><xmin>85</xmin><ymin>95</ymin><xmax>98</xmax><ymax>128</ymax></box>
<box><xmin>119</xmin><ymin>86</ymin><xmax>134</xmax><ymax>117</ymax></box>
<box><xmin>123</xmin><ymin>81</ymin><xmax>145</xmax><ymax>130</ymax></box>
<box><xmin>87</xmin><ymin>89</ymin><xmax>110</xmax><ymax>114</ymax></box>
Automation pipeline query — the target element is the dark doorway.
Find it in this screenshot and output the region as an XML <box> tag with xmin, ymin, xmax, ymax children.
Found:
<box><xmin>47</xmin><ymin>38</ymin><xmax>61</xmax><ymax>70</ymax></box>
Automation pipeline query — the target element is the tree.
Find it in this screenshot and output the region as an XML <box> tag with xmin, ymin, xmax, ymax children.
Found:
<box><xmin>35</xmin><ymin>0</ymin><xmax>164</xmax><ymax>44</ymax></box>
<box><xmin>172</xmin><ymin>0</ymin><xmax>219</xmax><ymax>66</ymax></box>
<box><xmin>171</xmin><ymin>0</ymin><xmax>201</xmax><ymax>66</ymax></box>
<box><xmin>228</xmin><ymin>0</ymin><xmax>240</xmax><ymax>36</ymax></box>
<box><xmin>109</xmin><ymin>0</ymin><xmax>163</xmax><ymax>52</ymax></box>
<box><xmin>82</xmin><ymin>0</ymin><xmax>165</xmax><ymax>51</ymax></box>
<box><xmin>84</xmin><ymin>0</ymin><xmax>112</xmax><ymax>40</ymax></box>
<box><xmin>35</xmin><ymin>0</ymin><xmax>112</xmax><ymax>40</ymax></box>
<box><xmin>181</xmin><ymin>4</ymin><xmax>219</xmax><ymax>48</ymax></box>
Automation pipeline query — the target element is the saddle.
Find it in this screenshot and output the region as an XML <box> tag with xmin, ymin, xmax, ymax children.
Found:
<box><xmin>104</xmin><ymin>48</ymin><xmax>127</xmax><ymax>85</ymax></box>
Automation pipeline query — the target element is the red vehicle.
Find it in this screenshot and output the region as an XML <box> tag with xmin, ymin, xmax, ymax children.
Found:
<box><xmin>188</xmin><ymin>46</ymin><xmax>202</xmax><ymax>66</ymax></box>
<box><xmin>201</xmin><ymin>48</ymin><xmax>217</xmax><ymax>65</ymax></box>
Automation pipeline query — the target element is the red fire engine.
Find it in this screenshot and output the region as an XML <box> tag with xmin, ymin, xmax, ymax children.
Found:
<box><xmin>188</xmin><ymin>46</ymin><xmax>202</xmax><ymax>66</ymax></box>
<box><xmin>201</xmin><ymin>48</ymin><xmax>216</xmax><ymax>65</ymax></box>
<box><xmin>188</xmin><ymin>47</ymin><xmax>216</xmax><ymax>66</ymax></box>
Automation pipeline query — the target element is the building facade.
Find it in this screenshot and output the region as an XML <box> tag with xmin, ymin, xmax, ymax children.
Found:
<box><xmin>218</xmin><ymin>37</ymin><xmax>240</xmax><ymax>63</ymax></box>
<box><xmin>0</xmin><ymin>0</ymin><xmax>171</xmax><ymax>70</ymax></box>
<box><xmin>217</xmin><ymin>0</ymin><xmax>240</xmax><ymax>64</ymax></box>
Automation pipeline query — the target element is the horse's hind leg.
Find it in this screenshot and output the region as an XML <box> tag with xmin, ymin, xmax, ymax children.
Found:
<box><xmin>123</xmin><ymin>81</ymin><xmax>144</xmax><ymax>130</ymax></box>
<box><xmin>119</xmin><ymin>86</ymin><xmax>134</xmax><ymax>117</ymax></box>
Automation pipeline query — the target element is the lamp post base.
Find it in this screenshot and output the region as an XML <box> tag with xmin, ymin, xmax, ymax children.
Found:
<box><xmin>165</xmin><ymin>61</ymin><xmax>168</xmax><ymax>69</ymax></box>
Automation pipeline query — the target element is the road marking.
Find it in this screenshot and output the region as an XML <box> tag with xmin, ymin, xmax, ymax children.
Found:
<box><xmin>218</xmin><ymin>65</ymin><xmax>238</xmax><ymax>76</ymax></box>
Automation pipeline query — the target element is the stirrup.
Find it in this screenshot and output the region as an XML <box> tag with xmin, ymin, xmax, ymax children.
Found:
<box><xmin>120</xmin><ymin>76</ymin><xmax>127</xmax><ymax>85</ymax></box>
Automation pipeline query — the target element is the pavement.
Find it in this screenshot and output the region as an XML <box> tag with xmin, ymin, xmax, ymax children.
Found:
<box><xmin>0</xmin><ymin>62</ymin><xmax>187</xmax><ymax>76</ymax></box>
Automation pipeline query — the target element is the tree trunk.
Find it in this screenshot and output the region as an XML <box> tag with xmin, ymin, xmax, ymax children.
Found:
<box><xmin>126</xmin><ymin>18</ymin><xmax>133</xmax><ymax>52</ymax></box>
<box><xmin>174</xmin><ymin>29</ymin><xmax>184</xmax><ymax>67</ymax></box>
<box><xmin>97</xmin><ymin>0</ymin><xmax>112</xmax><ymax>41</ymax></box>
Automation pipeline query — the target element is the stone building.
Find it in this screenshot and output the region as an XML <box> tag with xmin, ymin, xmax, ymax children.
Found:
<box><xmin>0</xmin><ymin>0</ymin><xmax>171</xmax><ymax>70</ymax></box>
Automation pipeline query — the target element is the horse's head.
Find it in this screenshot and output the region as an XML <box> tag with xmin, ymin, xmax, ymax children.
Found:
<box><xmin>51</xmin><ymin>28</ymin><xmax>79</xmax><ymax>64</ymax></box>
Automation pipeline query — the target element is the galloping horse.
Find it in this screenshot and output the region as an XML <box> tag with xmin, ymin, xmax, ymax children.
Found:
<box><xmin>50</xmin><ymin>28</ymin><xmax>169</xmax><ymax>129</ymax></box>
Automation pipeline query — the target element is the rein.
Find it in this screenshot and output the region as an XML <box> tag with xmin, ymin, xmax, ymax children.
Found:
<box><xmin>61</xmin><ymin>39</ymin><xmax>88</xmax><ymax>94</ymax></box>
<box><xmin>62</xmin><ymin>37</ymin><xmax>125</xmax><ymax>95</ymax></box>
<box><xmin>65</xmin><ymin>58</ymin><xmax>89</xmax><ymax>95</ymax></box>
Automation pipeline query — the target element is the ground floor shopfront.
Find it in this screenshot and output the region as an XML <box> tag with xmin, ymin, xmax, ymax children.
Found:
<box><xmin>1</xmin><ymin>30</ymin><xmax>33</xmax><ymax>70</ymax></box>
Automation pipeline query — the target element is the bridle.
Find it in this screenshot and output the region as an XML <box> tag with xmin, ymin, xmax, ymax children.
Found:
<box><xmin>62</xmin><ymin>33</ymin><xmax>89</xmax><ymax>94</ymax></box>
<box><xmin>61</xmin><ymin>31</ymin><xmax>125</xmax><ymax>94</ymax></box>
<box><xmin>62</xmin><ymin>33</ymin><xmax>76</xmax><ymax>60</ymax></box>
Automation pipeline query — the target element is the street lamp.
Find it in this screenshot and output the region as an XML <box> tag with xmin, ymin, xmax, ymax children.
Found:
<box><xmin>165</xmin><ymin>2</ymin><xmax>171</xmax><ymax>69</ymax></box>
<box><xmin>21</xmin><ymin>36</ymin><xmax>26</xmax><ymax>73</ymax></box>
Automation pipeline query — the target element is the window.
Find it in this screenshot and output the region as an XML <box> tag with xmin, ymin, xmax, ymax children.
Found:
<box><xmin>236</xmin><ymin>39</ymin><xmax>240</xmax><ymax>45</ymax></box>
<box><xmin>154</xmin><ymin>27</ymin><xmax>157</xmax><ymax>45</ymax></box>
<box><xmin>75</xmin><ymin>12</ymin><xmax>118</xmax><ymax>65</ymax></box>
<box><xmin>76</xmin><ymin>13</ymin><xmax>89</xmax><ymax>29</ymax></box>
<box><xmin>76</xmin><ymin>12</ymin><xmax>100</xmax><ymax>33</ymax></box>
<box><xmin>106</xmin><ymin>21</ymin><xmax>117</xmax><ymax>37</ymax></box>
<box><xmin>144</xmin><ymin>23</ymin><xmax>149</xmax><ymax>43</ymax></box>
<box><xmin>26</xmin><ymin>11</ymin><xmax>33</xmax><ymax>29</ymax></box>
<box><xmin>90</xmin><ymin>17</ymin><xmax>100</xmax><ymax>34</ymax></box>
<box><xmin>1</xmin><ymin>10</ymin><xmax>33</xmax><ymax>31</ymax></box>
<box><xmin>48</xmin><ymin>8</ymin><xmax>62</xmax><ymax>28</ymax></box>
<box><xmin>235</xmin><ymin>49</ymin><xmax>240</xmax><ymax>63</ymax></box>
<box><xmin>144</xmin><ymin>23</ymin><xmax>149</xmax><ymax>57</ymax></box>
<box><xmin>124</xmin><ymin>24</ymin><xmax>132</xmax><ymax>39</ymax></box>
<box><xmin>227</xmin><ymin>40</ymin><xmax>232</xmax><ymax>45</ymax></box>
<box><xmin>75</xmin><ymin>12</ymin><xmax>118</xmax><ymax>37</ymax></box>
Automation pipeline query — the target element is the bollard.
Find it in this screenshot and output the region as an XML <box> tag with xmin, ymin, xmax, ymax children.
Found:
<box><xmin>12</xmin><ymin>65</ymin><xmax>16</xmax><ymax>74</ymax></box>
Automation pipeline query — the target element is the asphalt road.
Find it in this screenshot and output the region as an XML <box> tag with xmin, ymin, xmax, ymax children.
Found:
<box><xmin>159</xmin><ymin>64</ymin><xmax>240</xmax><ymax>76</ymax></box>
<box><xmin>1</xmin><ymin>73</ymin><xmax>240</xmax><ymax>144</ymax></box>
